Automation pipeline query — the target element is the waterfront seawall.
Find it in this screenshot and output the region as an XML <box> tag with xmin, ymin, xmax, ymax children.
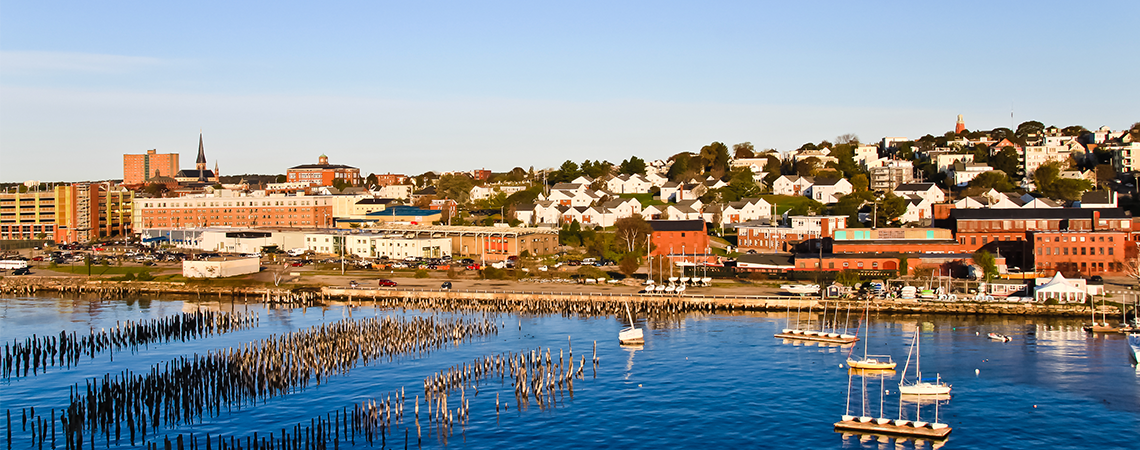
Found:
<box><xmin>0</xmin><ymin>276</ymin><xmax>1109</xmax><ymax>317</ymax></box>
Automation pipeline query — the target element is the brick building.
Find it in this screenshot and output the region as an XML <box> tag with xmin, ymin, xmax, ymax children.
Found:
<box><xmin>123</xmin><ymin>150</ymin><xmax>179</xmax><ymax>186</ymax></box>
<box><xmin>1030</xmin><ymin>230</ymin><xmax>1126</xmax><ymax>275</ymax></box>
<box><xmin>287</xmin><ymin>155</ymin><xmax>362</xmax><ymax>187</ymax></box>
<box><xmin>137</xmin><ymin>194</ymin><xmax>334</xmax><ymax>230</ymax></box>
<box><xmin>949</xmin><ymin>208</ymin><xmax>1131</xmax><ymax>250</ymax></box>
<box><xmin>647</xmin><ymin>220</ymin><xmax>712</xmax><ymax>262</ymax></box>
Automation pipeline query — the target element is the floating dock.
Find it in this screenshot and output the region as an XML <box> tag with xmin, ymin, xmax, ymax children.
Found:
<box><xmin>774</xmin><ymin>330</ymin><xmax>858</xmax><ymax>345</ymax></box>
<box><xmin>834</xmin><ymin>418</ymin><xmax>951</xmax><ymax>439</ymax></box>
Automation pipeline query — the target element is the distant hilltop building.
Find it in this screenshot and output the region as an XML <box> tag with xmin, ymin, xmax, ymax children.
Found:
<box><xmin>955</xmin><ymin>114</ymin><xmax>966</xmax><ymax>134</ymax></box>
<box><xmin>174</xmin><ymin>133</ymin><xmax>220</xmax><ymax>184</ymax></box>
<box><xmin>287</xmin><ymin>154</ymin><xmax>362</xmax><ymax>187</ymax></box>
<box><xmin>123</xmin><ymin>149</ymin><xmax>179</xmax><ymax>186</ymax></box>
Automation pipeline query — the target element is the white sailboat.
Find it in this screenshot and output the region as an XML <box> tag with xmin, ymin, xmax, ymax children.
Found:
<box><xmin>847</xmin><ymin>302</ymin><xmax>896</xmax><ymax>370</ymax></box>
<box><xmin>898</xmin><ymin>329</ymin><xmax>950</xmax><ymax>395</ymax></box>
<box><xmin>619</xmin><ymin>302</ymin><xmax>644</xmax><ymax>345</ymax></box>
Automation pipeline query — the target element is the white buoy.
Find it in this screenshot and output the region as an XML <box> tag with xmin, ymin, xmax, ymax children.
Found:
<box><xmin>975</xmin><ymin>368</ymin><xmax>980</xmax><ymax>376</ymax></box>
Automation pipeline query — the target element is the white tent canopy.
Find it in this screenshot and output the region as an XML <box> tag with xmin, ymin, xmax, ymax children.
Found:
<box><xmin>1034</xmin><ymin>272</ymin><xmax>1086</xmax><ymax>304</ymax></box>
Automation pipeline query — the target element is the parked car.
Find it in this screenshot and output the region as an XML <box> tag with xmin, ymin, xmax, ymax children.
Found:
<box><xmin>1090</xmin><ymin>275</ymin><xmax>1104</xmax><ymax>283</ymax></box>
<box><xmin>377</xmin><ymin>279</ymin><xmax>398</xmax><ymax>287</ymax></box>
<box><xmin>440</xmin><ymin>281</ymin><xmax>452</xmax><ymax>290</ymax></box>
<box><xmin>12</xmin><ymin>267</ymin><xmax>31</xmax><ymax>275</ymax></box>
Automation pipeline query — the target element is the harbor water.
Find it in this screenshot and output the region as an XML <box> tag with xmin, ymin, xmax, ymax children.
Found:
<box><xmin>2</xmin><ymin>294</ymin><xmax>1138</xmax><ymax>449</ymax></box>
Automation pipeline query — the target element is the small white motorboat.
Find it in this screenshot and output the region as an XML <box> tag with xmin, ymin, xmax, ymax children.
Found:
<box><xmin>780</xmin><ymin>284</ymin><xmax>820</xmax><ymax>295</ymax></box>
<box><xmin>987</xmin><ymin>332</ymin><xmax>1012</xmax><ymax>342</ymax></box>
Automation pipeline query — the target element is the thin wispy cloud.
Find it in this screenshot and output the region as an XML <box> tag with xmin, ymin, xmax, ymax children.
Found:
<box><xmin>0</xmin><ymin>51</ymin><xmax>170</xmax><ymax>74</ymax></box>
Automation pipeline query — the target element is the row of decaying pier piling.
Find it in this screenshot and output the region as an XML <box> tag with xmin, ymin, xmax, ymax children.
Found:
<box><xmin>0</xmin><ymin>312</ymin><xmax>606</xmax><ymax>450</ymax></box>
<box><xmin>3</xmin><ymin>310</ymin><xmax>258</xmax><ymax>379</ymax></box>
<box><xmin>5</xmin><ymin>314</ymin><xmax>499</xmax><ymax>450</ymax></box>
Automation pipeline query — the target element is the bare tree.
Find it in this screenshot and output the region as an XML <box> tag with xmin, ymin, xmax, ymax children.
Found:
<box><xmin>835</xmin><ymin>133</ymin><xmax>860</xmax><ymax>145</ymax></box>
<box><xmin>615</xmin><ymin>215</ymin><xmax>653</xmax><ymax>254</ymax></box>
<box><xmin>271</xmin><ymin>262</ymin><xmax>292</xmax><ymax>286</ymax></box>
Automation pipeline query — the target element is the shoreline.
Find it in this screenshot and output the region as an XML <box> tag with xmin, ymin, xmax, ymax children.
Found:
<box><xmin>0</xmin><ymin>276</ymin><xmax>1116</xmax><ymax>318</ymax></box>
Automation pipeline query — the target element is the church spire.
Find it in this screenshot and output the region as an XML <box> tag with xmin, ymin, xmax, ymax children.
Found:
<box><xmin>196</xmin><ymin>133</ymin><xmax>207</xmax><ymax>165</ymax></box>
<box><xmin>196</xmin><ymin>132</ymin><xmax>207</xmax><ymax>182</ymax></box>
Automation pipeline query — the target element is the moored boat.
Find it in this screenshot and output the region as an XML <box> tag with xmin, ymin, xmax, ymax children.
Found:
<box><xmin>780</xmin><ymin>284</ymin><xmax>820</xmax><ymax>295</ymax></box>
<box><xmin>898</xmin><ymin>330</ymin><xmax>951</xmax><ymax>395</ymax></box>
<box><xmin>987</xmin><ymin>332</ymin><xmax>1012</xmax><ymax>342</ymax></box>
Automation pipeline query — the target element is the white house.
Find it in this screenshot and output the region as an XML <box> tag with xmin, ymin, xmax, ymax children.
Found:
<box><xmin>950</xmin><ymin>162</ymin><xmax>997</xmax><ymax>187</ymax></box>
<box><xmin>772</xmin><ymin>175</ymin><xmax>814</xmax><ymax>196</ymax></box>
<box><xmin>893</xmin><ymin>183</ymin><xmax>945</xmax><ymax>204</ymax></box>
<box><xmin>605</xmin><ymin>174</ymin><xmax>654</xmax><ymax>194</ymax></box>
<box><xmin>544</xmin><ymin>188</ymin><xmax>601</xmax><ymax>207</ymax></box>
<box><xmin>806</xmin><ymin>178</ymin><xmax>852</xmax><ymax>204</ymax></box>
<box><xmin>900</xmin><ymin>195</ymin><xmax>932</xmax><ymax>224</ymax></box>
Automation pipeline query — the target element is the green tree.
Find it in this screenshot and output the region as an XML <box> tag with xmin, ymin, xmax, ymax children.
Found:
<box><xmin>831</xmin><ymin>191</ymin><xmax>873</xmax><ymax>227</ymax></box>
<box><xmin>667</xmin><ymin>153</ymin><xmax>694</xmax><ymax>181</ymax></box>
<box><xmin>332</xmin><ymin>178</ymin><xmax>349</xmax><ymax>191</ymax></box>
<box><xmin>698</xmin><ymin>142</ymin><xmax>731</xmax><ymax>177</ymax></box>
<box><xmin>794</xmin><ymin>157</ymin><xmax>821</xmax><ymax>177</ymax></box>
<box><xmin>1016</xmin><ymin>121</ymin><xmax>1045</xmax><ymax>142</ymax></box>
<box><xmin>991</xmin><ymin>146</ymin><xmax>1020</xmax><ymax>179</ymax></box>
<box><xmin>788</xmin><ymin>198</ymin><xmax>825</xmax><ymax>216</ymax></box>
<box><xmin>972</xmin><ymin>143</ymin><xmax>990</xmax><ymax>163</ymax></box>
<box><xmin>437</xmin><ymin>173</ymin><xmax>475</xmax><ymax>203</ymax></box>
<box><xmin>877</xmin><ymin>192</ymin><xmax>907</xmax><ymax>227</ymax></box>
<box><xmin>580</xmin><ymin>160</ymin><xmax>612</xmax><ymax>179</ymax></box>
<box><xmin>366</xmin><ymin>173</ymin><xmax>379</xmax><ymax>186</ymax></box>
<box><xmin>835</xmin><ymin>269</ymin><xmax>861</xmax><ymax>287</ymax></box>
<box><xmin>1035</xmin><ymin>161</ymin><xmax>1092</xmax><ymax>201</ymax></box>
<box><xmin>732</xmin><ymin>142</ymin><xmax>756</xmax><ymax>159</ymax></box>
<box><xmin>559</xmin><ymin>220</ymin><xmax>583</xmax><ymax>247</ymax></box>
<box><xmin>967</xmin><ymin>171</ymin><xmax>1015</xmax><ymax>191</ymax></box>
<box><xmin>723</xmin><ymin>167</ymin><xmax>760</xmax><ymax>201</ymax></box>
<box><xmin>972</xmin><ymin>250</ymin><xmax>998</xmax><ymax>284</ymax></box>
<box><xmin>850</xmin><ymin>173</ymin><xmax>869</xmax><ymax>192</ymax></box>
<box><xmin>618</xmin><ymin>156</ymin><xmax>647</xmax><ymax>176</ymax></box>
<box><xmin>619</xmin><ymin>253</ymin><xmax>641</xmax><ymax>277</ymax></box>
<box><xmin>553</xmin><ymin>160</ymin><xmax>580</xmax><ymax>183</ymax></box>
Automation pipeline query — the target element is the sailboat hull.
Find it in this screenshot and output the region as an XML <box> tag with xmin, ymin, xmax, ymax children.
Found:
<box><xmin>619</xmin><ymin>327</ymin><xmax>644</xmax><ymax>345</ymax></box>
<box><xmin>846</xmin><ymin>359</ymin><xmax>897</xmax><ymax>370</ymax></box>
<box><xmin>898</xmin><ymin>383</ymin><xmax>951</xmax><ymax>395</ymax></box>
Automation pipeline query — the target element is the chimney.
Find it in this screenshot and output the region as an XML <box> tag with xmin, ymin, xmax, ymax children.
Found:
<box><xmin>821</xmin><ymin>217</ymin><xmax>832</xmax><ymax>238</ymax></box>
<box><xmin>1092</xmin><ymin>210</ymin><xmax>1099</xmax><ymax>231</ymax></box>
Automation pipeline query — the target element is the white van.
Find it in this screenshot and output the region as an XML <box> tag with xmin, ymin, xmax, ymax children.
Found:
<box><xmin>0</xmin><ymin>260</ymin><xmax>29</xmax><ymax>270</ymax></box>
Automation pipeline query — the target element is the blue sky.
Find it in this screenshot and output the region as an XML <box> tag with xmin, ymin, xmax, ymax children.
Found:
<box><xmin>1</xmin><ymin>1</ymin><xmax>1137</xmax><ymax>182</ymax></box>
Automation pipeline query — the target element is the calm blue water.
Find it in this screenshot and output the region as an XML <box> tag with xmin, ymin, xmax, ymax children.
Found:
<box><xmin>2</xmin><ymin>294</ymin><xmax>1138</xmax><ymax>449</ymax></box>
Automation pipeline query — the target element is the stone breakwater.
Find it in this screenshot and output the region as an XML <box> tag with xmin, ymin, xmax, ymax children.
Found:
<box><xmin>0</xmin><ymin>276</ymin><xmax>1110</xmax><ymax>317</ymax></box>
